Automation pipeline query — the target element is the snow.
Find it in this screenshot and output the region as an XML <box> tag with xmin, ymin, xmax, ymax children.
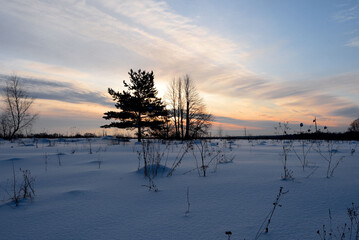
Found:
<box><xmin>0</xmin><ymin>138</ymin><xmax>358</xmax><ymax>239</ymax></box>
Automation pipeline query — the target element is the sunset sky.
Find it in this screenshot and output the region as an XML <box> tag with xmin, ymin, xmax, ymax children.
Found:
<box><xmin>1</xmin><ymin>0</ymin><xmax>358</xmax><ymax>136</ymax></box>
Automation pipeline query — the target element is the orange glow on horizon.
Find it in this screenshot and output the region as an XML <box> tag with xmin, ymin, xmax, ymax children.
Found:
<box><xmin>34</xmin><ymin>99</ymin><xmax>109</xmax><ymax>119</ymax></box>
<box><xmin>211</xmin><ymin>121</ymin><xmax>262</xmax><ymax>131</ymax></box>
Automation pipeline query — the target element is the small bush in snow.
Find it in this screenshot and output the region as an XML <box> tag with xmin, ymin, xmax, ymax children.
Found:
<box><xmin>43</xmin><ymin>152</ymin><xmax>48</xmax><ymax>172</ymax></box>
<box><xmin>225</xmin><ymin>231</ymin><xmax>232</xmax><ymax>240</ymax></box>
<box><xmin>255</xmin><ymin>187</ymin><xmax>288</xmax><ymax>239</ymax></box>
<box><xmin>56</xmin><ymin>150</ymin><xmax>65</xmax><ymax>166</ymax></box>
<box><xmin>275</xmin><ymin>122</ymin><xmax>294</xmax><ymax>180</ymax></box>
<box><xmin>7</xmin><ymin>160</ymin><xmax>35</xmax><ymax>206</ymax></box>
<box><xmin>315</xmin><ymin>140</ymin><xmax>345</xmax><ymax>178</ymax></box>
<box><xmin>293</xmin><ymin>138</ymin><xmax>314</xmax><ymax>171</ymax></box>
<box><xmin>191</xmin><ymin>140</ymin><xmax>221</xmax><ymax>177</ymax></box>
<box><xmin>317</xmin><ymin>204</ymin><xmax>359</xmax><ymax>240</ymax></box>
<box><xmin>142</xmin><ymin>176</ymin><xmax>158</xmax><ymax>192</ymax></box>
<box><xmin>137</xmin><ymin>140</ymin><xmax>171</xmax><ymax>192</ymax></box>
<box><xmin>349</xmin><ymin>141</ymin><xmax>357</xmax><ymax>156</ymax></box>
<box><xmin>167</xmin><ymin>141</ymin><xmax>190</xmax><ymax>177</ymax></box>
<box><xmin>87</xmin><ymin>139</ymin><xmax>92</xmax><ymax>154</ymax></box>
<box><xmin>185</xmin><ymin>186</ymin><xmax>190</xmax><ymax>216</ymax></box>
<box><xmin>348</xmin><ymin>203</ymin><xmax>359</xmax><ymax>239</ymax></box>
<box><xmin>20</xmin><ymin>169</ymin><xmax>35</xmax><ymax>200</ymax></box>
<box><xmin>137</xmin><ymin>140</ymin><xmax>169</xmax><ymax>178</ymax></box>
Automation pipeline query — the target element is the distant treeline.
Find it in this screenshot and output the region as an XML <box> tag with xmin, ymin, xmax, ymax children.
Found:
<box><xmin>25</xmin><ymin>133</ymin><xmax>97</xmax><ymax>139</ymax></box>
<box><xmin>10</xmin><ymin>132</ymin><xmax>106</xmax><ymax>139</ymax></box>
<box><xmin>210</xmin><ymin>132</ymin><xmax>359</xmax><ymax>141</ymax></box>
<box><xmin>2</xmin><ymin>131</ymin><xmax>358</xmax><ymax>141</ymax></box>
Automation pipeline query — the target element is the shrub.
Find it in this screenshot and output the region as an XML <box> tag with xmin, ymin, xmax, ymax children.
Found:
<box><xmin>7</xmin><ymin>160</ymin><xmax>35</xmax><ymax>206</ymax></box>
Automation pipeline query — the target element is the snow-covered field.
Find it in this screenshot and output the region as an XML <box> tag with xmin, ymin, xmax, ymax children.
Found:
<box><xmin>0</xmin><ymin>138</ymin><xmax>358</xmax><ymax>240</ymax></box>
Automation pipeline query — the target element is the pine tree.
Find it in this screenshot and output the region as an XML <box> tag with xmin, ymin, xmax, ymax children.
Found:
<box><xmin>101</xmin><ymin>69</ymin><xmax>168</xmax><ymax>142</ymax></box>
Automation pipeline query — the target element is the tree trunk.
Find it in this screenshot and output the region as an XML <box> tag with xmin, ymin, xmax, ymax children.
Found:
<box><xmin>185</xmin><ymin>100</ymin><xmax>190</xmax><ymax>139</ymax></box>
<box><xmin>137</xmin><ymin>114</ymin><xmax>142</xmax><ymax>142</ymax></box>
<box><xmin>180</xmin><ymin>109</ymin><xmax>184</xmax><ymax>140</ymax></box>
<box><xmin>174</xmin><ymin>109</ymin><xmax>178</xmax><ymax>138</ymax></box>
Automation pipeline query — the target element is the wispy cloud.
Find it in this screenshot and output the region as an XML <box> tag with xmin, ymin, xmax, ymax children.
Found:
<box><xmin>331</xmin><ymin>105</ymin><xmax>359</xmax><ymax>118</ymax></box>
<box><xmin>334</xmin><ymin>6</ymin><xmax>358</xmax><ymax>22</ymax></box>
<box><xmin>215</xmin><ymin>116</ymin><xmax>281</xmax><ymax>130</ymax></box>
<box><xmin>0</xmin><ymin>0</ymin><xmax>251</xmax><ymax>74</ymax></box>
<box><xmin>0</xmin><ymin>74</ymin><xmax>112</xmax><ymax>106</ymax></box>
<box><xmin>346</xmin><ymin>36</ymin><xmax>359</xmax><ymax>47</ymax></box>
<box><xmin>333</xmin><ymin>1</ymin><xmax>359</xmax><ymax>48</ymax></box>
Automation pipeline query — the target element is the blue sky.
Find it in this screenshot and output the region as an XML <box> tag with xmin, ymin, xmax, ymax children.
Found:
<box><xmin>169</xmin><ymin>0</ymin><xmax>358</xmax><ymax>76</ymax></box>
<box><xmin>0</xmin><ymin>0</ymin><xmax>358</xmax><ymax>136</ymax></box>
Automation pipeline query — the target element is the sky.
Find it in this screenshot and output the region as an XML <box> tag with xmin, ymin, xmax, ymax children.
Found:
<box><xmin>0</xmin><ymin>0</ymin><xmax>358</xmax><ymax>136</ymax></box>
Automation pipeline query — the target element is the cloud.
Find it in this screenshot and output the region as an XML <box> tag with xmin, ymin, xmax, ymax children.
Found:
<box><xmin>333</xmin><ymin>1</ymin><xmax>359</xmax><ymax>48</ymax></box>
<box><xmin>0</xmin><ymin>0</ymin><xmax>250</xmax><ymax>78</ymax></box>
<box><xmin>0</xmin><ymin>74</ymin><xmax>112</xmax><ymax>106</ymax></box>
<box><xmin>333</xmin><ymin>3</ymin><xmax>359</xmax><ymax>22</ymax></box>
<box><xmin>215</xmin><ymin>116</ymin><xmax>279</xmax><ymax>129</ymax></box>
<box><xmin>346</xmin><ymin>36</ymin><xmax>359</xmax><ymax>47</ymax></box>
<box><xmin>331</xmin><ymin>106</ymin><xmax>359</xmax><ymax>118</ymax></box>
<box><xmin>0</xmin><ymin>0</ymin><xmax>326</xmax><ymax>103</ymax></box>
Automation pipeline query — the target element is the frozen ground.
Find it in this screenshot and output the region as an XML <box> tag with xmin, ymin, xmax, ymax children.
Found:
<box><xmin>0</xmin><ymin>138</ymin><xmax>358</xmax><ymax>240</ymax></box>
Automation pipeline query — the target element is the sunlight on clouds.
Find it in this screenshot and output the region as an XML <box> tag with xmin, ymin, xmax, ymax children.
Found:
<box><xmin>1</xmin><ymin>60</ymin><xmax>92</xmax><ymax>86</ymax></box>
<box><xmin>22</xmin><ymin>61</ymin><xmax>92</xmax><ymax>80</ymax></box>
<box><xmin>212</xmin><ymin>121</ymin><xmax>261</xmax><ymax>131</ymax></box>
<box><xmin>102</xmin><ymin>0</ymin><xmax>247</xmax><ymax>64</ymax></box>
<box><xmin>35</xmin><ymin>99</ymin><xmax>108</xmax><ymax>119</ymax></box>
<box><xmin>0</xmin><ymin>60</ymin><xmax>114</xmax><ymax>105</ymax></box>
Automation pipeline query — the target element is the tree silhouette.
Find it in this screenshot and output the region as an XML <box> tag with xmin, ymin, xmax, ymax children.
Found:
<box><xmin>101</xmin><ymin>69</ymin><xmax>168</xmax><ymax>142</ymax></box>
<box><xmin>166</xmin><ymin>75</ymin><xmax>212</xmax><ymax>139</ymax></box>
<box><xmin>348</xmin><ymin>118</ymin><xmax>359</xmax><ymax>132</ymax></box>
<box><xmin>1</xmin><ymin>75</ymin><xmax>37</xmax><ymax>139</ymax></box>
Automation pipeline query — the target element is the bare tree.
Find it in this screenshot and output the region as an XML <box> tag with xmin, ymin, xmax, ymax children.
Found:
<box><xmin>183</xmin><ymin>75</ymin><xmax>213</xmax><ymax>139</ymax></box>
<box><xmin>168</xmin><ymin>78</ymin><xmax>179</xmax><ymax>138</ymax></box>
<box><xmin>166</xmin><ymin>78</ymin><xmax>183</xmax><ymax>139</ymax></box>
<box><xmin>178</xmin><ymin>78</ymin><xmax>184</xmax><ymax>139</ymax></box>
<box><xmin>184</xmin><ymin>74</ymin><xmax>194</xmax><ymax>139</ymax></box>
<box><xmin>166</xmin><ymin>75</ymin><xmax>212</xmax><ymax>139</ymax></box>
<box><xmin>348</xmin><ymin>118</ymin><xmax>359</xmax><ymax>132</ymax></box>
<box><xmin>0</xmin><ymin>113</ymin><xmax>11</xmax><ymax>138</ymax></box>
<box><xmin>1</xmin><ymin>75</ymin><xmax>37</xmax><ymax>139</ymax></box>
